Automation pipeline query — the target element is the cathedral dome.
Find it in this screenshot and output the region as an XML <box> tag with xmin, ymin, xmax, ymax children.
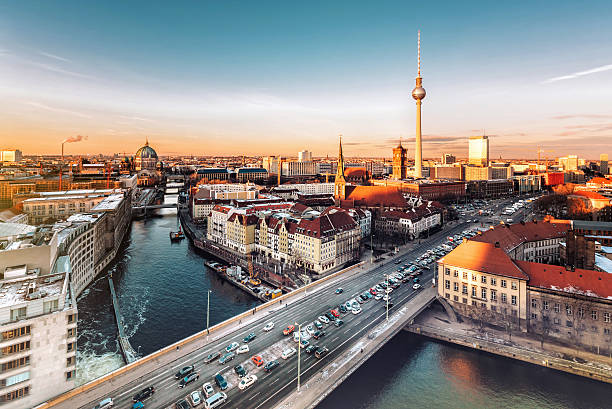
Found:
<box><xmin>135</xmin><ymin>140</ymin><xmax>158</xmax><ymax>160</ymax></box>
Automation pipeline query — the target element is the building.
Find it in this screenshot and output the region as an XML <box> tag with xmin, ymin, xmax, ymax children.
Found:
<box><xmin>468</xmin><ymin>136</ymin><xmax>489</xmax><ymax>166</ymax></box>
<box><xmin>513</xmin><ymin>175</ymin><xmax>543</xmax><ymax>194</ymax></box>
<box><xmin>411</xmin><ymin>31</ymin><xmax>426</xmax><ymax>178</ymax></box>
<box><xmin>262</xmin><ymin>156</ymin><xmax>280</xmax><ymax>175</ymax></box>
<box><xmin>277</xmin><ymin>183</ymin><xmax>334</xmax><ymax>196</ymax></box>
<box><xmin>281</xmin><ymin>161</ymin><xmax>316</xmax><ymax>177</ymax></box>
<box><xmin>322</xmin><ymin>206</ymin><xmax>371</xmax><ymax>238</ymax></box>
<box><xmin>195</xmin><ymin>168</ymin><xmax>231</xmax><ymax>182</ymax></box>
<box><xmin>432</xmin><ymin>165</ymin><xmax>462</xmax><ymax>180</ymax></box>
<box><xmin>466</xmin><ymin>179</ymin><xmax>514</xmax><ymax>199</ymax></box>
<box><xmin>134</xmin><ymin>139</ymin><xmax>158</xmax><ymax>171</ymax></box>
<box><xmin>441</xmin><ymin>153</ymin><xmax>456</xmax><ymax>164</ymax></box>
<box><xmin>0</xmin><ymin>150</ymin><xmax>23</xmax><ymax>163</ymax></box>
<box><xmin>235</xmin><ymin>168</ymin><xmax>268</xmax><ymax>183</ymax></box>
<box><xmin>372</xmin><ymin>179</ymin><xmax>465</xmax><ymax>201</ymax></box>
<box><xmin>298</xmin><ymin>150</ymin><xmax>312</xmax><ymax>162</ymax></box>
<box><xmin>375</xmin><ymin>202</ymin><xmax>442</xmax><ymax>239</ymax></box>
<box><xmin>464</xmin><ymin>165</ymin><xmax>512</xmax><ymax>181</ymax></box>
<box><xmin>0</xmin><ymin>266</ymin><xmax>77</xmax><ymax>408</ymax></box>
<box><xmin>392</xmin><ymin>140</ymin><xmax>408</xmax><ymax>180</ymax></box>
<box><xmin>600</xmin><ymin>154</ymin><xmax>609</xmax><ymax>175</ymax></box>
<box><xmin>559</xmin><ymin>155</ymin><xmax>579</xmax><ymax>171</ymax></box>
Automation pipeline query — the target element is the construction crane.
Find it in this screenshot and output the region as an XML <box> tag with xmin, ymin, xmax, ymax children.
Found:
<box><xmin>321</xmin><ymin>172</ymin><xmax>333</xmax><ymax>183</ymax></box>
<box><xmin>537</xmin><ymin>147</ymin><xmax>555</xmax><ymax>174</ymax></box>
<box><xmin>247</xmin><ymin>254</ymin><xmax>261</xmax><ymax>286</ymax></box>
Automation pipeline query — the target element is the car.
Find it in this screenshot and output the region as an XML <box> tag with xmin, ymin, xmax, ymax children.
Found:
<box><xmin>335</xmin><ymin>288</ymin><xmax>343</xmax><ymax>294</ymax></box>
<box><xmin>314</xmin><ymin>320</ymin><xmax>323</xmax><ymax>329</ymax></box>
<box><xmin>283</xmin><ymin>325</ymin><xmax>295</xmax><ymax>335</ymax></box>
<box><xmin>315</xmin><ymin>347</ymin><xmax>329</xmax><ymax>359</ymax></box>
<box><xmin>234</xmin><ymin>364</ymin><xmax>248</xmax><ymax>377</ymax></box>
<box><xmin>356</xmin><ymin>297</ymin><xmax>365</xmax><ymax>304</ymax></box>
<box><xmin>300</xmin><ymin>330</ymin><xmax>311</xmax><ymax>341</ymax></box>
<box><xmin>351</xmin><ymin>307</ymin><xmax>361</xmax><ymax>315</ymax></box>
<box><xmin>190</xmin><ymin>391</ymin><xmax>202</xmax><ymax>406</ymax></box>
<box><xmin>413</xmin><ymin>283</ymin><xmax>422</xmax><ymax>290</ymax></box>
<box><xmin>374</xmin><ymin>293</ymin><xmax>383</xmax><ymax>300</ymax></box>
<box><xmin>243</xmin><ymin>332</ymin><xmax>256</xmax><ymax>343</ymax></box>
<box><xmin>264</xmin><ymin>360</ymin><xmax>280</xmax><ymax>372</ymax></box>
<box><xmin>179</xmin><ymin>372</ymin><xmax>199</xmax><ymax>388</ymax></box>
<box><xmin>204</xmin><ymin>352</ymin><xmax>220</xmax><ymax>364</ymax></box>
<box><xmin>175</xmin><ymin>365</ymin><xmax>195</xmax><ymax>379</ymax></box>
<box><xmin>131</xmin><ymin>402</ymin><xmax>144</xmax><ymax>409</ymax></box>
<box><xmin>238</xmin><ymin>374</ymin><xmax>258</xmax><ymax>390</ymax></box>
<box><xmin>330</xmin><ymin>309</ymin><xmax>340</xmax><ymax>318</ymax></box>
<box><xmin>219</xmin><ymin>352</ymin><xmax>235</xmax><ymax>365</ymax></box>
<box><xmin>281</xmin><ymin>347</ymin><xmax>297</xmax><ymax>359</ymax></box>
<box><xmin>132</xmin><ymin>386</ymin><xmax>155</xmax><ymax>402</ymax></box>
<box><xmin>214</xmin><ymin>373</ymin><xmax>228</xmax><ymax>390</ymax></box>
<box><xmin>175</xmin><ymin>399</ymin><xmax>190</xmax><ymax>409</ymax></box>
<box><xmin>202</xmin><ymin>382</ymin><xmax>215</xmax><ymax>398</ymax></box>
<box><xmin>369</xmin><ymin>288</ymin><xmax>377</xmax><ymax>295</ymax></box>
<box><xmin>263</xmin><ymin>322</ymin><xmax>275</xmax><ymax>332</ymax></box>
<box><xmin>379</xmin><ymin>282</ymin><xmax>387</xmax><ymax>289</ymax></box>
<box><xmin>306</xmin><ymin>324</ymin><xmax>315</xmax><ymax>336</ymax></box>
<box><xmin>325</xmin><ymin>312</ymin><xmax>336</xmax><ymax>321</ymax></box>
<box><xmin>339</xmin><ymin>304</ymin><xmax>347</xmax><ymax>314</ymax></box>
<box><xmin>313</xmin><ymin>330</ymin><xmax>325</xmax><ymax>339</ymax></box>
<box><xmin>225</xmin><ymin>342</ymin><xmax>239</xmax><ymax>353</ymax></box>
<box><xmin>300</xmin><ymin>339</ymin><xmax>310</xmax><ymax>348</ymax></box>
<box><xmin>251</xmin><ymin>355</ymin><xmax>264</xmax><ymax>367</ymax></box>
<box><xmin>236</xmin><ymin>344</ymin><xmax>249</xmax><ymax>354</ymax></box>
<box><xmin>382</xmin><ymin>294</ymin><xmax>390</xmax><ymax>301</ymax></box>
<box><xmin>305</xmin><ymin>345</ymin><xmax>318</xmax><ymax>354</ymax></box>
<box><xmin>391</xmin><ymin>282</ymin><xmax>400</xmax><ymax>289</ymax></box>
<box><xmin>318</xmin><ymin>315</ymin><xmax>329</xmax><ymax>324</ymax></box>
<box><xmin>93</xmin><ymin>398</ymin><xmax>114</xmax><ymax>409</ymax></box>
<box><xmin>334</xmin><ymin>319</ymin><xmax>344</xmax><ymax>327</ymax></box>
<box><xmin>385</xmin><ymin>287</ymin><xmax>393</xmax><ymax>294</ymax></box>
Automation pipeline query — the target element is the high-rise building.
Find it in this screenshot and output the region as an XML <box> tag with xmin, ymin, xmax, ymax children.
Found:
<box><xmin>600</xmin><ymin>153</ymin><xmax>609</xmax><ymax>175</ymax></box>
<box><xmin>441</xmin><ymin>153</ymin><xmax>456</xmax><ymax>164</ymax></box>
<box><xmin>0</xmin><ymin>150</ymin><xmax>23</xmax><ymax>163</ymax></box>
<box><xmin>468</xmin><ymin>136</ymin><xmax>489</xmax><ymax>166</ymax></box>
<box><xmin>558</xmin><ymin>155</ymin><xmax>579</xmax><ymax>171</ymax></box>
<box><xmin>297</xmin><ymin>150</ymin><xmax>312</xmax><ymax>162</ymax></box>
<box><xmin>411</xmin><ymin>31</ymin><xmax>426</xmax><ymax>178</ymax></box>
<box><xmin>392</xmin><ymin>139</ymin><xmax>408</xmax><ymax>180</ymax></box>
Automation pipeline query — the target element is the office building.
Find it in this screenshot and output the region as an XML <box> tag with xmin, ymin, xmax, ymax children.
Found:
<box><xmin>600</xmin><ymin>154</ymin><xmax>609</xmax><ymax>175</ymax></box>
<box><xmin>0</xmin><ymin>150</ymin><xmax>23</xmax><ymax>163</ymax></box>
<box><xmin>297</xmin><ymin>150</ymin><xmax>312</xmax><ymax>162</ymax></box>
<box><xmin>558</xmin><ymin>155</ymin><xmax>579</xmax><ymax>171</ymax></box>
<box><xmin>468</xmin><ymin>136</ymin><xmax>489</xmax><ymax>166</ymax></box>
<box><xmin>441</xmin><ymin>153</ymin><xmax>456</xmax><ymax>164</ymax></box>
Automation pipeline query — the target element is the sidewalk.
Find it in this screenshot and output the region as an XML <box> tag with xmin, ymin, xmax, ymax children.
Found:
<box><xmin>409</xmin><ymin>308</ymin><xmax>612</xmax><ymax>384</ymax></box>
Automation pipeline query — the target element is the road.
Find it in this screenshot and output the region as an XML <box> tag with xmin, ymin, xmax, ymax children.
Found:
<box><xmin>79</xmin><ymin>222</ymin><xmax>471</xmax><ymax>409</ymax></box>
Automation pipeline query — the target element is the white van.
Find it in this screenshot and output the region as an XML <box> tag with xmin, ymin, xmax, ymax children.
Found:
<box><xmin>281</xmin><ymin>347</ymin><xmax>297</xmax><ymax>359</ymax></box>
<box><xmin>204</xmin><ymin>392</ymin><xmax>227</xmax><ymax>409</ymax></box>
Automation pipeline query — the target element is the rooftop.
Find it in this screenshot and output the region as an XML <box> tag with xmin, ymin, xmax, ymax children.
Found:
<box><xmin>92</xmin><ymin>194</ymin><xmax>125</xmax><ymax>211</ymax></box>
<box><xmin>0</xmin><ymin>272</ymin><xmax>66</xmax><ymax>310</ymax></box>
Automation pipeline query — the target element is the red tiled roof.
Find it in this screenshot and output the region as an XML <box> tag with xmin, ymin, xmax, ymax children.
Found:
<box><xmin>344</xmin><ymin>186</ymin><xmax>407</xmax><ymax>208</ymax></box>
<box><xmin>572</xmin><ymin>190</ymin><xmax>608</xmax><ymax>200</ymax></box>
<box><xmin>588</xmin><ymin>177</ymin><xmax>612</xmax><ymax>186</ymax></box>
<box><xmin>344</xmin><ymin>168</ymin><xmax>368</xmax><ymax>179</ymax></box>
<box><xmin>517</xmin><ymin>260</ymin><xmax>612</xmax><ymax>300</ymax></box>
<box><xmin>471</xmin><ymin>220</ymin><xmax>570</xmax><ymax>252</ymax></box>
<box><xmin>440</xmin><ymin>240</ymin><xmax>529</xmax><ymax>280</ymax></box>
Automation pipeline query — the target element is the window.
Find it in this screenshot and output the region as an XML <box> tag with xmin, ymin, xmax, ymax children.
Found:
<box><xmin>453</xmin><ymin>271</ymin><xmax>459</xmax><ymax>278</ymax></box>
<box><xmin>67</xmin><ymin>313</ymin><xmax>77</xmax><ymax>324</ymax></box>
<box><xmin>67</xmin><ymin>342</ymin><xmax>75</xmax><ymax>352</ymax></box>
<box><xmin>67</xmin><ymin>328</ymin><xmax>76</xmax><ymax>338</ymax></box>
<box><xmin>543</xmin><ymin>300</ymin><xmax>549</xmax><ymax>310</ymax></box>
<box><xmin>566</xmin><ymin>320</ymin><xmax>573</xmax><ymax>328</ymax></box>
<box><xmin>531</xmin><ymin>313</ymin><xmax>537</xmax><ymax>319</ymax></box>
<box><xmin>453</xmin><ymin>282</ymin><xmax>459</xmax><ymax>292</ymax></box>
<box><xmin>0</xmin><ymin>386</ymin><xmax>29</xmax><ymax>402</ymax></box>
<box><xmin>9</xmin><ymin>308</ymin><xmax>26</xmax><ymax>322</ymax></box>
<box><xmin>481</xmin><ymin>276</ymin><xmax>487</xmax><ymax>284</ymax></box>
<box><xmin>1</xmin><ymin>341</ymin><xmax>30</xmax><ymax>356</ymax></box>
<box><xmin>445</xmin><ymin>268</ymin><xmax>450</xmax><ymax>275</ymax></box>
<box><xmin>481</xmin><ymin>288</ymin><xmax>487</xmax><ymax>300</ymax></box>
<box><xmin>605</xmin><ymin>328</ymin><xmax>611</xmax><ymax>335</ymax></box>
<box><xmin>472</xmin><ymin>287</ymin><xmax>477</xmax><ymax>297</ymax></box>
<box><xmin>43</xmin><ymin>299</ymin><xmax>58</xmax><ymax>314</ymax></box>
<box><xmin>501</xmin><ymin>293</ymin><xmax>507</xmax><ymax>304</ymax></box>
<box><xmin>490</xmin><ymin>289</ymin><xmax>497</xmax><ymax>301</ymax></box>
<box><xmin>490</xmin><ymin>278</ymin><xmax>496</xmax><ymax>286</ymax></box>
<box><xmin>463</xmin><ymin>272</ymin><xmax>468</xmax><ymax>279</ymax></box>
<box><xmin>1</xmin><ymin>357</ymin><xmax>29</xmax><ymax>373</ymax></box>
<box><xmin>531</xmin><ymin>299</ymin><xmax>537</xmax><ymax>309</ymax></box>
<box><xmin>511</xmin><ymin>281</ymin><xmax>518</xmax><ymax>290</ymax></box>
<box><xmin>462</xmin><ymin>284</ymin><xmax>468</xmax><ymax>295</ymax></box>
<box><xmin>566</xmin><ymin>305</ymin><xmax>572</xmax><ymax>316</ymax></box>
<box><xmin>491</xmin><ymin>305</ymin><xmax>496</xmax><ymax>312</ymax></box>
<box><xmin>511</xmin><ymin>295</ymin><xmax>517</xmax><ymax>306</ymax></box>
<box><xmin>553</xmin><ymin>318</ymin><xmax>560</xmax><ymax>325</ymax></box>
<box><xmin>592</xmin><ymin>310</ymin><xmax>598</xmax><ymax>320</ymax></box>
<box><xmin>0</xmin><ymin>371</ymin><xmax>29</xmax><ymax>387</ymax></box>
<box><xmin>453</xmin><ymin>295</ymin><xmax>458</xmax><ymax>301</ymax></box>
<box><xmin>501</xmin><ymin>279</ymin><xmax>507</xmax><ymax>288</ymax></box>
<box><xmin>67</xmin><ymin>356</ymin><xmax>75</xmax><ymax>367</ymax></box>
<box><xmin>445</xmin><ymin>280</ymin><xmax>450</xmax><ymax>290</ymax></box>
<box><xmin>1</xmin><ymin>326</ymin><xmax>30</xmax><ymax>341</ymax></box>
<box><xmin>462</xmin><ymin>298</ymin><xmax>467</xmax><ymax>304</ymax></box>
<box><xmin>605</xmin><ymin>312</ymin><xmax>610</xmax><ymax>323</ymax></box>
<box><xmin>472</xmin><ymin>274</ymin><xmax>477</xmax><ymax>281</ymax></box>
<box><xmin>66</xmin><ymin>370</ymin><xmax>75</xmax><ymax>380</ymax></box>
<box><xmin>445</xmin><ymin>293</ymin><xmax>450</xmax><ymax>299</ymax></box>
<box><xmin>554</xmin><ymin>303</ymin><xmax>560</xmax><ymax>313</ymax></box>
<box><xmin>472</xmin><ymin>301</ymin><xmax>478</xmax><ymax>306</ymax></box>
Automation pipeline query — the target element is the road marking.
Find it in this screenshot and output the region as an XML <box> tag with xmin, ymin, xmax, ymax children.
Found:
<box><xmin>331</xmin><ymin>336</ymin><xmax>339</xmax><ymax>343</ymax></box>
<box><xmin>343</xmin><ymin>328</ymin><xmax>351</xmax><ymax>334</ymax></box>
<box><xmin>270</xmin><ymin>377</ymin><xmax>280</xmax><ymax>385</ymax></box>
<box><xmin>249</xmin><ymin>392</ymin><xmax>261</xmax><ymax>400</ymax></box>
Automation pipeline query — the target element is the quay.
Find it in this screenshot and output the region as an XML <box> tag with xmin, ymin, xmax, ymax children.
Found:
<box><xmin>107</xmin><ymin>275</ymin><xmax>139</xmax><ymax>364</ymax></box>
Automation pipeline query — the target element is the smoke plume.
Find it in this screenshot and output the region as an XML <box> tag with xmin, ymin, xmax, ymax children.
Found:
<box><xmin>62</xmin><ymin>135</ymin><xmax>88</xmax><ymax>143</ymax></box>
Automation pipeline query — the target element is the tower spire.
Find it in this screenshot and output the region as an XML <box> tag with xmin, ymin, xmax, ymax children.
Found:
<box><xmin>417</xmin><ymin>30</ymin><xmax>421</xmax><ymax>77</ymax></box>
<box><xmin>334</xmin><ymin>134</ymin><xmax>346</xmax><ymax>200</ymax></box>
<box><xmin>411</xmin><ymin>30</ymin><xmax>426</xmax><ymax>178</ymax></box>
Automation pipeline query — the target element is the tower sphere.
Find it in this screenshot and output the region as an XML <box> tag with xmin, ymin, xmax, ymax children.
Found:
<box><xmin>412</xmin><ymin>86</ymin><xmax>426</xmax><ymax>100</ymax></box>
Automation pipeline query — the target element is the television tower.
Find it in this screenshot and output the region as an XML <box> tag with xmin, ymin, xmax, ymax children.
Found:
<box><xmin>411</xmin><ymin>30</ymin><xmax>426</xmax><ymax>178</ymax></box>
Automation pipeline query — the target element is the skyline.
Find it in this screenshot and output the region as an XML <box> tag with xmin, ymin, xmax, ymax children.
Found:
<box><xmin>2</xmin><ymin>1</ymin><xmax>612</xmax><ymax>158</ymax></box>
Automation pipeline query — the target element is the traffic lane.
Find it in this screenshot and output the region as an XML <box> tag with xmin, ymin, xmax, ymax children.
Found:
<box><xmin>79</xmin><ymin>231</ymin><xmax>446</xmax><ymax>409</ymax></box>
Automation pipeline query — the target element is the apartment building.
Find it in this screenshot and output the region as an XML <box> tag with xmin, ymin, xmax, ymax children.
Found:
<box><xmin>0</xmin><ymin>264</ymin><xmax>77</xmax><ymax>408</ymax></box>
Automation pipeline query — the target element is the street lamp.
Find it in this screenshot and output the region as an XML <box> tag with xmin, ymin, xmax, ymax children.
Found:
<box><xmin>294</xmin><ymin>322</ymin><xmax>302</xmax><ymax>392</ymax></box>
<box><xmin>370</xmin><ymin>234</ymin><xmax>375</xmax><ymax>263</ymax></box>
<box><xmin>384</xmin><ymin>274</ymin><xmax>390</xmax><ymax>321</ymax></box>
<box><xmin>206</xmin><ymin>290</ymin><xmax>212</xmax><ymax>337</ymax></box>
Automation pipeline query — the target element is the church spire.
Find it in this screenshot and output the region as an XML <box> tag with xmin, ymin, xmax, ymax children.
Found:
<box><xmin>334</xmin><ymin>134</ymin><xmax>346</xmax><ymax>200</ymax></box>
<box><xmin>336</xmin><ymin>134</ymin><xmax>345</xmax><ymax>180</ymax></box>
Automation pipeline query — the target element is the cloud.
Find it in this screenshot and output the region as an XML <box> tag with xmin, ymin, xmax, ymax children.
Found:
<box><xmin>552</xmin><ymin>114</ymin><xmax>612</xmax><ymax>120</ymax></box>
<box><xmin>38</xmin><ymin>51</ymin><xmax>71</xmax><ymax>63</ymax></box>
<box><xmin>118</xmin><ymin>115</ymin><xmax>155</xmax><ymax>122</ymax></box>
<box><xmin>542</xmin><ymin>64</ymin><xmax>612</xmax><ymax>84</ymax></box>
<box><xmin>24</xmin><ymin>101</ymin><xmax>92</xmax><ymax>119</ymax></box>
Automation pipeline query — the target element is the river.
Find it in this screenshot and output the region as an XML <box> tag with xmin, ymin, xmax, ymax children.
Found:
<box><xmin>75</xmin><ymin>193</ymin><xmax>612</xmax><ymax>407</ymax></box>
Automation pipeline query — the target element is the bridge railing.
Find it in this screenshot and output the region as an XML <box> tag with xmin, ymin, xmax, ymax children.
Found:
<box><xmin>36</xmin><ymin>260</ymin><xmax>365</xmax><ymax>408</ymax></box>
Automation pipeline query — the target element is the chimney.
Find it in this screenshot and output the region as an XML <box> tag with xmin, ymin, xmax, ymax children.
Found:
<box><xmin>494</xmin><ymin>241</ymin><xmax>500</xmax><ymax>248</ymax></box>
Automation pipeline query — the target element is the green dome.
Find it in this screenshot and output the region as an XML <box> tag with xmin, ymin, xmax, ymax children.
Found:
<box><xmin>135</xmin><ymin>140</ymin><xmax>158</xmax><ymax>159</ymax></box>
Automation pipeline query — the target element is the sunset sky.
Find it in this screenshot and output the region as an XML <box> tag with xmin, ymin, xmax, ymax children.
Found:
<box><xmin>1</xmin><ymin>1</ymin><xmax>611</xmax><ymax>159</ymax></box>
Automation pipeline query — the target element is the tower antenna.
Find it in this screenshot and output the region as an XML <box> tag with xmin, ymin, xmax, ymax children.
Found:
<box><xmin>417</xmin><ymin>30</ymin><xmax>421</xmax><ymax>77</ymax></box>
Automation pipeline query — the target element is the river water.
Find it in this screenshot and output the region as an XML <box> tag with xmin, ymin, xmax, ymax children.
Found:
<box><xmin>76</xmin><ymin>194</ymin><xmax>612</xmax><ymax>407</ymax></box>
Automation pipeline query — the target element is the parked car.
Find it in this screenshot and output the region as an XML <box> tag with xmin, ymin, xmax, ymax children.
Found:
<box><xmin>179</xmin><ymin>372</ymin><xmax>199</xmax><ymax>388</ymax></box>
<box><xmin>236</xmin><ymin>345</ymin><xmax>249</xmax><ymax>354</ymax></box>
<box><xmin>315</xmin><ymin>347</ymin><xmax>329</xmax><ymax>359</ymax></box>
<box><xmin>225</xmin><ymin>342</ymin><xmax>239</xmax><ymax>353</ymax></box>
<box><xmin>281</xmin><ymin>347</ymin><xmax>297</xmax><ymax>359</ymax></box>
<box><xmin>313</xmin><ymin>330</ymin><xmax>325</xmax><ymax>339</ymax></box>
<box><xmin>219</xmin><ymin>352</ymin><xmax>235</xmax><ymax>365</ymax></box>
<box><xmin>305</xmin><ymin>345</ymin><xmax>318</xmax><ymax>354</ymax></box>
<box><xmin>175</xmin><ymin>399</ymin><xmax>190</xmax><ymax>409</ymax></box>
<box><xmin>283</xmin><ymin>325</ymin><xmax>295</xmax><ymax>335</ymax></box>
<box><xmin>190</xmin><ymin>391</ymin><xmax>202</xmax><ymax>406</ymax></box>
<box><xmin>314</xmin><ymin>320</ymin><xmax>323</xmax><ymax>330</ymax></box>
<box><xmin>238</xmin><ymin>374</ymin><xmax>258</xmax><ymax>390</ymax></box>
<box><xmin>334</xmin><ymin>319</ymin><xmax>344</xmax><ymax>327</ymax></box>
<box><xmin>214</xmin><ymin>373</ymin><xmax>228</xmax><ymax>390</ymax></box>
<box><xmin>251</xmin><ymin>355</ymin><xmax>264</xmax><ymax>367</ymax></box>
<box><xmin>318</xmin><ymin>315</ymin><xmax>330</xmax><ymax>324</ymax></box>
<box><xmin>330</xmin><ymin>309</ymin><xmax>340</xmax><ymax>318</ymax></box>
<box><xmin>234</xmin><ymin>364</ymin><xmax>247</xmax><ymax>377</ymax></box>
<box><xmin>132</xmin><ymin>386</ymin><xmax>155</xmax><ymax>402</ymax></box>
<box><xmin>202</xmin><ymin>382</ymin><xmax>215</xmax><ymax>398</ymax></box>
<box><xmin>175</xmin><ymin>365</ymin><xmax>195</xmax><ymax>379</ymax></box>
